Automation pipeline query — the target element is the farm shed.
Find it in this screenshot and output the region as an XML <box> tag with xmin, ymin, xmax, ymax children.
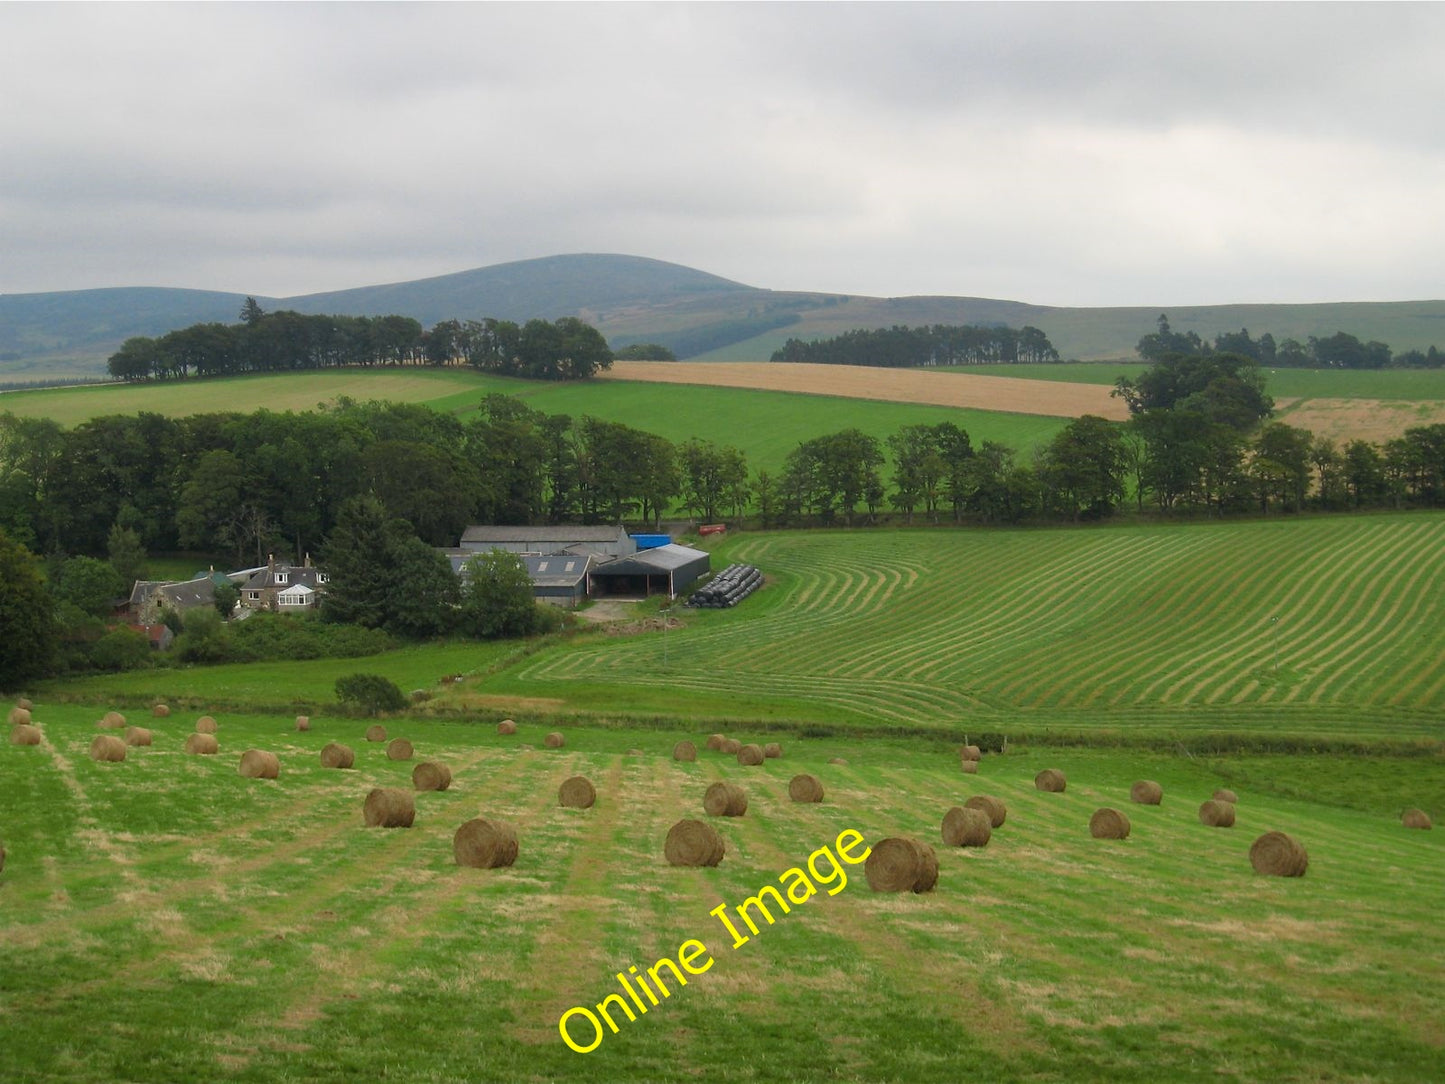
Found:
<box><xmin>588</xmin><ymin>544</ymin><xmax>711</xmax><ymax>599</ymax></box>
<box><xmin>459</xmin><ymin>525</ymin><xmax>636</xmax><ymax>559</ymax></box>
<box><xmin>444</xmin><ymin>549</ymin><xmax>593</xmax><ymax>608</ymax></box>
<box><xmin>523</xmin><ymin>554</ymin><xmax>592</xmax><ymax>607</ymax></box>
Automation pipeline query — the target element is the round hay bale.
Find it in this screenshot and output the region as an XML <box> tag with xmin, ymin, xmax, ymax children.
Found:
<box><xmin>1212</xmin><ymin>788</ymin><xmax>1238</xmax><ymax>804</ymax></box>
<box><xmin>151</xmin><ymin>704</ymin><xmax>170</xmax><ymax>718</ymax></box>
<box><xmin>10</xmin><ymin>724</ymin><xmax>42</xmax><ymax>746</ymax></box>
<box><xmin>412</xmin><ymin>761</ymin><xmax>452</xmax><ymax>791</ymax></box>
<box><xmin>295</xmin><ymin>715</ymin><xmax>310</xmax><ymax>732</ymax></box>
<box><xmin>1130</xmin><ymin>780</ymin><xmax>1163</xmax><ymax>805</ymax></box>
<box><xmin>453</xmin><ymin>817</ymin><xmax>518</xmax><ymax>867</ymax></box>
<box><xmin>788</xmin><ymin>773</ymin><xmax>824</xmax><ymax>803</ymax></box>
<box><xmin>941</xmin><ymin>806</ymin><xmax>991</xmax><ymax>848</ymax></box>
<box><xmin>364</xmin><ymin>724</ymin><xmax>387</xmax><ymax>742</ymax></box>
<box><xmin>828</xmin><ymin>756</ymin><xmax>848</xmax><ymax>765</ymax></box>
<box><xmin>737</xmin><ymin>743</ymin><xmax>764</xmax><ymax>766</ymax></box>
<box><xmin>386</xmin><ymin>738</ymin><xmax>414</xmax><ymax>761</ymax></box>
<box><xmin>960</xmin><ymin>744</ymin><xmax>982</xmax><ymax>762</ymax></box>
<box><xmin>362</xmin><ymin>788</ymin><xmax>415</xmax><ymax>828</ymax></box>
<box><xmin>664</xmin><ymin>818</ymin><xmax>725</xmax><ymax>866</ymax></box>
<box><xmin>497</xmin><ymin>719</ymin><xmax>517</xmax><ymax>735</ymax></box>
<box><xmin>320</xmin><ymin>742</ymin><xmax>355</xmax><ymax>769</ymax></box>
<box><xmin>959</xmin><ymin>759</ymin><xmax>979</xmax><ymax>775</ymax></box>
<box><xmin>719</xmin><ymin>737</ymin><xmax>742</xmax><ymax>755</ymax></box>
<box><xmin>98</xmin><ymin>710</ymin><xmax>126</xmax><ymax>729</ymax></box>
<box><xmin>705</xmin><ymin>733</ymin><xmax>726</xmax><ymax>751</ymax></box>
<box><xmin>964</xmin><ymin>795</ymin><xmax>1007</xmax><ymax>828</ymax></box>
<box><xmin>123</xmin><ymin>726</ymin><xmax>152</xmax><ymax>747</ymax></box>
<box><xmin>702</xmin><ymin>781</ymin><xmax>748</xmax><ymax>817</ymax></box>
<box><xmin>238</xmin><ymin>749</ymin><xmax>280</xmax><ymax>779</ymax></box>
<box><xmin>558</xmin><ymin>775</ymin><xmax>597</xmax><ymax>809</ymax></box>
<box><xmin>195</xmin><ymin>716</ymin><xmax>218</xmax><ymax>734</ymax></box>
<box><xmin>16</xmin><ymin>696</ymin><xmax>32</xmax><ymax>711</ymax></box>
<box><xmin>763</xmin><ymin>742</ymin><xmax>783</xmax><ymax>759</ymax></box>
<box><xmin>544</xmin><ymin>731</ymin><xmax>565</xmax><ymax>748</ymax></box>
<box><xmin>89</xmin><ymin>734</ymin><xmax>126</xmax><ymax>762</ymax></box>
<box><xmin>1249</xmin><ymin>831</ymin><xmax>1308</xmax><ymax>877</ymax></box>
<box><xmin>184</xmin><ymin>733</ymin><xmax>219</xmax><ymax>756</ymax></box>
<box><xmin>8</xmin><ymin>707</ymin><xmax>32</xmax><ymax>726</ymax></box>
<box><xmin>1198</xmin><ymin>799</ymin><xmax>1236</xmax><ymax>828</ymax></box>
<box><xmin>672</xmin><ymin>740</ymin><xmax>697</xmax><ymax>761</ymax></box>
<box><xmin>1035</xmin><ymin>768</ymin><xmax>1067</xmax><ymax>793</ymax></box>
<box><xmin>864</xmin><ymin>837</ymin><xmax>939</xmax><ymax>893</ymax></box>
<box><xmin>1089</xmin><ymin>807</ymin><xmax>1131</xmax><ymax>840</ymax></box>
<box><xmin>1402</xmin><ymin>808</ymin><xmax>1432</xmax><ymax>830</ymax></box>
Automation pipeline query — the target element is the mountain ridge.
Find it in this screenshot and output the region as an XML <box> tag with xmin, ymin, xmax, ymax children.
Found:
<box><xmin>4</xmin><ymin>252</ymin><xmax>1444</xmax><ymax>378</ymax></box>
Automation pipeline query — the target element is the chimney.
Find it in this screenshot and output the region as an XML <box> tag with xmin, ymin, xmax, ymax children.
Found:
<box><xmin>304</xmin><ymin>552</ymin><xmax>312</xmax><ymax>569</ymax></box>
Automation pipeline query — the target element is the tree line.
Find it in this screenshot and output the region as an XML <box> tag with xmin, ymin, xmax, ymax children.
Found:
<box><xmin>106</xmin><ymin>299</ymin><xmax>614</xmax><ymax>382</ymax></box>
<box><xmin>770</xmin><ymin>323</ymin><xmax>1060</xmax><ymax>367</ymax></box>
<box><xmin>1139</xmin><ymin>314</ymin><xmax>1445</xmax><ymax>370</ymax></box>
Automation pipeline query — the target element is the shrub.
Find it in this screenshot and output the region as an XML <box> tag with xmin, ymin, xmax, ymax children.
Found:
<box><xmin>89</xmin><ymin>627</ymin><xmax>152</xmax><ymax>671</ymax></box>
<box><xmin>335</xmin><ymin>673</ymin><xmax>407</xmax><ymax>715</ymax></box>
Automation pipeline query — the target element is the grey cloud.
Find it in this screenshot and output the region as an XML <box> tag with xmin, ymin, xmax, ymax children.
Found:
<box><xmin>1</xmin><ymin>2</ymin><xmax>1441</xmax><ymax>304</ymax></box>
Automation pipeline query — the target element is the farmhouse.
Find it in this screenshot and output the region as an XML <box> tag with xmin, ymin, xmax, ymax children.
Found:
<box><xmin>239</xmin><ymin>555</ymin><xmax>329</xmax><ymax>612</ymax></box>
<box><xmin>587</xmin><ymin>543</ymin><xmax>711</xmax><ymax>599</ymax></box>
<box><xmin>459</xmin><ymin>524</ymin><xmax>636</xmax><ymax>559</ymax></box>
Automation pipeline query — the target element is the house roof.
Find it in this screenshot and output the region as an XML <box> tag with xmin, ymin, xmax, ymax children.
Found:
<box><xmin>154</xmin><ymin>577</ymin><xmax>217</xmax><ymax>608</ymax></box>
<box><xmin>241</xmin><ymin>566</ymin><xmax>325</xmax><ymax>591</ymax></box>
<box><xmin>461</xmin><ymin>525</ymin><xmax>628</xmax><ymax>544</ymax></box>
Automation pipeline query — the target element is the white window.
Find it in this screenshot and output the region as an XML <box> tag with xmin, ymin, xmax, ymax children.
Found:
<box><xmin>538</xmin><ymin>561</ymin><xmax>549</xmax><ymax>571</ymax></box>
<box><xmin>248</xmin><ymin>591</ymin><xmax>261</xmax><ymax>601</ymax></box>
<box><xmin>275</xmin><ymin>571</ymin><xmax>288</xmax><ymax>584</ymax></box>
<box><xmin>565</xmin><ymin>561</ymin><xmax>576</xmax><ymax>572</ymax></box>
<box><xmin>317</xmin><ymin>572</ymin><xmax>329</xmax><ymax>584</ymax></box>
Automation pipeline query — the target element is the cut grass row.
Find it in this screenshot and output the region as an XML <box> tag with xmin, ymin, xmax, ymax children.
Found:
<box><xmin>2</xmin><ymin>707</ymin><xmax>1440</xmax><ymax>1082</ymax></box>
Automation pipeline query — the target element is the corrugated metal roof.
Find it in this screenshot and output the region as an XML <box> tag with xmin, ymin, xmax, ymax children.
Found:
<box><xmin>590</xmin><ymin>544</ymin><xmax>710</xmax><ymax>576</ymax></box>
<box><xmin>461</xmin><ymin>525</ymin><xmax>627</xmax><ymax>544</ymax></box>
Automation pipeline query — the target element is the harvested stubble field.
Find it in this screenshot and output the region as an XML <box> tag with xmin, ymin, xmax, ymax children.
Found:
<box><xmin>2</xmin><ymin>706</ymin><xmax>1441</xmax><ymax>1083</ymax></box>
<box><xmin>603</xmin><ymin>360</ymin><xmax>1130</xmax><ymax>420</ymax></box>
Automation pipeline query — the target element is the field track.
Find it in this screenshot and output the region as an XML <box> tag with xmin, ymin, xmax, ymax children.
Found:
<box><xmin>604</xmin><ymin>361</ymin><xmax>1130</xmax><ymax>420</ymax></box>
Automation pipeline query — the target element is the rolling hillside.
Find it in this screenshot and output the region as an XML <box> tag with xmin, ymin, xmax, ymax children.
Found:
<box><xmin>6</xmin><ymin>253</ymin><xmax>1445</xmax><ymax>378</ymax></box>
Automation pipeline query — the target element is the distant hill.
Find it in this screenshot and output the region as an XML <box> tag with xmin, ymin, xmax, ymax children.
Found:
<box><xmin>4</xmin><ymin>252</ymin><xmax>1445</xmax><ymax>379</ymax></box>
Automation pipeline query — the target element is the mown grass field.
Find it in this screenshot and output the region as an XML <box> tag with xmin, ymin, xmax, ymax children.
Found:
<box><xmin>2</xmin><ymin>705</ymin><xmax>1441</xmax><ymax>1083</ymax></box>
<box><xmin>472</xmin><ymin>514</ymin><xmax>1445</xmax><ymax>745</ymax></box>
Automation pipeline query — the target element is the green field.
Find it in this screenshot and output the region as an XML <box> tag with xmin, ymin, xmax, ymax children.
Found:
<box><xmin>2</xmin><ymin>707</ymin><xmax>1441</xmax><ymax>1083</ymax></box>
<box><xmin>479</xmin><ymin>514</ymin><xmax>1445</xmax><ymax>744</ymax></box>
<box><xmin>0</xmin><ymin>369</ymin><xmax>1067</xmax><ymax>474</ymax></box>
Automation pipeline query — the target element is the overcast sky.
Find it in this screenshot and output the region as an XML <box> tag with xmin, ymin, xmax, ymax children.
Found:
<box><xmin>2</xmin><ymin>2</ymin><xmax>1442</xmax><ymax>306</ymax></box>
